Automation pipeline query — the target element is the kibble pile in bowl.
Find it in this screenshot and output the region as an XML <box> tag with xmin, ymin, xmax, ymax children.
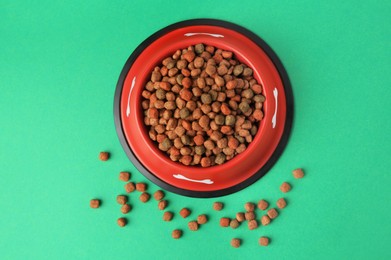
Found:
<box><xmin>141</xmin><ymin>44</ymin><xmax>265</xmax><ymax>167</ymax></box>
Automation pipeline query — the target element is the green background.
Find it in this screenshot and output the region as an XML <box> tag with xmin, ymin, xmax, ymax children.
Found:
<box><xmin>1</xmin><ymin>0</ymin><xmax>390</xmax><ymax>259</ymax></box>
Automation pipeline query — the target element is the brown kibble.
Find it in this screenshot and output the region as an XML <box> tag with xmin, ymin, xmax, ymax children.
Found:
<box><xmin>117</xmin><ymin>217</ymin><xmax>127</xmax><ymax>227</ymax></box>
<box><xmin>220</xmin><ymin>217</ymin><xmax>230</xmax><ymax>227</ymax></box>
<box><xmin>180</xmin><ymin>208</ymin><xmax>191</xmax><ymax>218</ymax></box>
<box><xmin>229</xmin><ymin>219</ymin><xmax>239</xmax><ymax>229</ymax></box>
<box><xmin>172</xmin><ymin>229</ymin><xmax>182</xmax><ymax>239</ymax></box>
<box><xmin>121</xmin><ymin>204</ymin><xmax>132</xmax><ymax>214</ymax></box>
<box><xmin>261</xmin><ymin>215</ymin><xmax>271</xmax><ymax>226</ymax></box>
<box><xmin>213</xmin><ymin>202</ymin><xmax>224</xmax><ymax>211</ymax></box>
<box><xmin>277</xmin><ymin>198</ymin><xmax>287</xmax><ymax>209</ymax></box>
<box><xmin>188</xmin><ymin>221</ymin><xmax>199</xmax><ymax>231</ymax></box>
<box><xmin>280</xmin><ymin>182</ymin><xmax>291</xmax><ymax>193</ymax></box>
<box><xmin>116</xmin><ymin>195</ymin><xmax>128</xmax><ymax>205</ymax></box>
<box><xmin>119</xmin><ymin>172</ymin><xmax>130</xmax><ymax>182</ymax></box>
<box><xmin>257</xmin><ymin>199</ymin><xmax>269</xmax><ymax>210</ymax></box>
<box><xmin>139</xmin><ymin>192</ymin><xmax>150</xmax><ymax>203</ymax></box>
<box><xmin>267</xmin><ymin>208</ymin><xmax>278</xmax><ymax>219</ymax></box>
<box><xmin>158</xmin><ymin>200</ymin><xmax>168</xmax><ymax>210</ymax></box>
<box><xmin>163</xmin><ymin>211</ymin><xmax>173</xmax><ymax>221</ymax></box>
<box><xmin>193</xmin><ymin>135</ymin><xmax>204</xmax><ymax>146</ymax></box>
<box><xmin>236</xmin><ymin>212</ymin><xmax>245</xmax><ymax>222</ymax></box>
<box><xmin>248</xmin><ymin>219</ymin><xmax>258</xmax><ymax>230</ymax></box>
<box><xmin>206</xmin><ymin>65</ymin><xmax>216</xmax><ymax>76</ymax></box>
<box><xmin>200</xmin><ymin>157</ymin><xmax>211</xmax><ymax>167</ymax></box>
<box><xmin>251</xmin><ymin>84</ymin><xmax>262</xmax><ymax>94</ymax></box>
<box><xmin>182</xmin><ymin>77</ymin><xmax>192</xmax><ymax>88</ymax></box>
<box><xmin>90</xmin><ymin>199</ymin><xmax>100</xmax><ymax>208</ymax></box>
<box><xmin>259</xmin><ymin>237</ymin><xmax>269</xmax><ymax>246</ymax></box>
<box><xmin>253</xmin><ymin>109</ymin><xmax>264</xmax><ymax>121</ymax></box>
<box><xmin>153</xmin><ymin>190</ymin><xmax>165</xmax><ymax>201</ymax></box>
<box><xmin>197</xmin><ymin>214</ymin><xmax>208</xmax><ymax>225</ymax></box>
<box><xmin>226</xmin><ymin>79</ymin><xmax>237</xmax><ymax>90</ymax></box>
<box><xmin>231</xmin><ymin>238</ymin><xmax>241</xmax><ymax>248</ymax></box>
<box><xmin>136</xmin><ymin>183</ymin><xmax>147</xmax><ymax>192</ymax></box>
<box><xmin>244</xmin><ymin>202</ymin><xmax>255</xmax><ymax>212</ymax></box>
<box><xmin>220</xmin><ymin>103</ymin><xmax>231</xmax><ymax>115</ymax></box>
<box><xmin>245</xmin><ymin>211</ymin><xmax>255</xmax><ymax>221</ymax></box>
<box><xmin>183</xmin><ymin>50</ymin><xmax>195</xmax><ymax>62</ymax></box>
<box><xmin>292</xmin><ymin>168</ymin><xmax>305</xmax><ymax>179</ymax></box>
<box><xmin>124</xmin><ymin>182</ymin><xmax>136</xmax><ymax>193</ymax></box>
<box><xmin>99</xmin><ymin>152</ymin><xmax>109</xmax><ymax>161</ymax></box>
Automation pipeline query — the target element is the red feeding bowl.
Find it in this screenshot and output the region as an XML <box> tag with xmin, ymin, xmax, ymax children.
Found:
<box><xmin>114</xmin><ymin>19</ymin><xmax>293</xmax><ymax>198</ymax></box>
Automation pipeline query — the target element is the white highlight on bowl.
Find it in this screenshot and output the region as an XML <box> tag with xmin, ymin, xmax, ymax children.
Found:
<box><xmin>173</xmin><ymin>174</ymin><xmax>214</xmax><ymax>184</ymax></box>
<box><xmin>126</xmin><ymin>77</ymin><xmax>136</xmax><ymax>117</ymax></box>
<box><xmin>272</xmin><ymin>87</ymin><xmax>278</xmax><ymax>128</ymax></box>
<box><xmin>184</xmin><ymin>32</ymin><xmax>224</xmax><ymax>38</ymax></box>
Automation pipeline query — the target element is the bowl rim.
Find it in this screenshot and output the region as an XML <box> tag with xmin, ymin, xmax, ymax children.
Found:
<box><xmin>114</xmin><ymin>18</ymin><xmax>294</xmax><ymax>198</ymax></box>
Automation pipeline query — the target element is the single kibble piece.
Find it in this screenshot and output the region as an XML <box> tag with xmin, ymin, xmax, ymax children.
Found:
<box><xmin>119</xmin><ymin>171</ymin><xmax>130</xmax><ymax>182</ymax></box>
<box><xmin>292</xmin><ymin>168</ymin><xmax>305</xmax><ymax>179</ymax></box>
<box><xmin>245</xmin><ymin>211</ymin><xmax>255</xmax><ymax>221</ymax></box>
<box><xmin>229</xmin><ymin>219</ymin><xmax>239</xmax><ymax>229</ymax></box>
<box><xmin>231</xmin><ymin>238</ymin><xmax>241</xmax><ymax>248</ymax></box>
<box><xmin>188</xmin><ymin>221</ymin><xmax>199</xmax><ymax>231</ymax></box>
<box><xmin>158</xmin><ymin>200</ymin><xmax>168</xmax><ymax>210</ymax></box>
<box><xmin>180</xmin><ymin>208</ymin><xmax>191</xmax><ymax>218</ymax></box>
<box><xmin>117</xmin><ymin>217</ymin><xmax>127</xmax><ymax>227</ymax></box>
<box><xmin>136</xmin><ymin>183</ymin><xmax>147</xmax><ymax>192</ymax></box>
<box><xmin>139</xmin><ymin>192</ymin><xmax>150</xmax><ymax>203</ymax></box>
<box><xmin>267</xmin><ymin>208</ymin><xmax>279</xmax><ymax>219</ymax></box>
<box><xmin>172</xmin><ymin>229</ymin><xmax>182</xmax><ymax>239</ymax></box>
<box><xmin>153</xmin><ymin>190</ymin><xmax>165</xmax><ymax>201</ymax></box>
<box><xmin>99</xmin><ymin>152</ymin><xmax>109</xmax><ymax>161</ymax></box>
<box><xmin>277</xmin><ymin>198</ymin><xmax>287</xmax><ymax>209</ymax></box>
<box><xmin>248</xmin><ymin>219</ymin><xmax>258</xmax><ymax>230</ymax></box>
<box><xmin>220</xmin><ymin>217</ymin><xmax>230</xmax><ymax>227</ymax></box>
<box><xmin>280</xmin><ymin>182</ymin><xmax>291</xmax><ymax>193</ymax></box>
<box><xmin>244</xmin><ymin>202</ymin><xmax>255</xmax><ymax>212</ymax></box>
<box><xmin>213</xmin><ymin>202</ymin><xmax>224</xmax><ymax>211</ymax></box>
<box><xmin>257</xmin><ymin>199</ymin><xmax>269</xmax><ymax>210</ymax></box>
<box><xmin>259</xmin><ymin>237</ymin><xmax>270</xmax><ymax>246</ymax></box>
<box><xmin>124</xmin><ymin>182</ymin><xmax>136</xmax><ymax>193</ymax></box>
<box><xmin>236</xmin><ymin>212</ymin><xmax>245</xmax><ymax>222</ymax></box>
<box><xmin>163</xmin><ymin>211</ymin><xmax>173</xmax><ymax>221</ymax></box>
<box><xmin>90</xmin><ymin>199</ymin><xmax>100</xmax><ymax>208</ymax></box>
<box><xmin>261</xmin><ymin>215</ymin><xmax>271</xmax><ymax>226</ymax></box>
<box><xmin>197</xmin><ymin>214</ymin><xmax>208</xmax><ymax>225</ymax></box>
<box><xmin>116</xmin><ymin>195</ymin><xmax>128</xmax><ymax>205</ymax></box>
<box><xmin>121</xmin><ymin>204</ymin><xmax>132</xmax><ymax>214</ymax></box>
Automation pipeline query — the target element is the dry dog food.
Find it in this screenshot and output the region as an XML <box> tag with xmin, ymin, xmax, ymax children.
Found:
<box><xmin>229</xmin><ymin>219</ymin><xmax>239</xmax><ymax>229</ymax></box>
<box><xmin>119</xmin><ymin>171</ymin><xmax>130</xmax><ymax>182</ymax></box>
<box><xmin>188</xmin><ymin>221</ymin><xmax>199</xmax><ymax>231</ymax></box>
<box><xmin>261</xmin><ymin>215</ymin><xmax>271</xmax><ymax>226</ymax></box>
<box><xmin>244</xmin><ymin>202</ymin><xmax>255</xmax><ymax>212</ymax></box>
<box><xmin>90</xmin><ymin>199</ymin><xmax>100</xmax><ymax>208</ymax></box>
<box><xmin>292</xmin><ymin>168</ymin><xmax>304</xmax><ymax>179</ymax></box>
<box><xmin>213</xmin><ymin>202</ymin><xmax>224</xmax><ymax>211</ymax></box>
<box><xmin>247</xmin><ymin>219</ymin><xmax>258</xmax><ymax>230</ymax></box>
<box><xmin>124</xmin><ymin>182</ymin><xmax>136</xmax><ymax>193</ymax></box>
<box><xmin>172</xmin><ymin>229</ymin><xmax>182</xmax><ymax>239</ymax></box>
<box><xmin>136</xmin><ymin>183</ymin><xmax>147</xmax><ymax>192</ymax></box>
<box><xmin>197</xmin><ymin>214</ymin><xmax>208</xmax><ymax>225</ymax></box>
<box><xmin>154</xmin><ymin>190</ymin><xmax>165</xmax><ymax>200</ymax></box>
<box><xmin>142</xmin><ymin>44</ymin><xmax>265</xmax><ymax>167</ymax></box>
<box><xmin>158</xmin><ymin>200</ymin><xmax>168</xmax><ymax>210</ymax></box>
<box><xmin>280</xmin><ymin>182</ymin><xmax>291</xmax><ymax>193</ymax></box>
<box><xmin>220</xmin><ymin>217</ymin><xmax>230</xmax><ymax>227</ymax></box>
<box><xmin>236</xmin><ymin>212</ymin><xmax>245</xmax><ymax>222</ymax></box>
<box><xmin>257</xmin><ymin>199</ymin><xmax>269</xmax><ymax>210</ymax></box>
<box><xmin>163</xmin><ymin>211</ymin><xmax>173</xmax><ymax>221</ymax></box>
<box><xmin>277</xmin><ymin>198</ymin><xmax>287</xmax><ymax>209</ymax></box>
<box><xmin>231</xmin><ymin>238</ymin><xmax>241</xmax><ymax>248</ymax></box>
<box><xmin>116</xmin><ymin>195</ymin><xmax>128</xmax><ymax>205</ymax></box>
<box><xmin>117</xmin><ymin>217</ymin><xmax>127</xmax><ymax>227</ymax></box>
<box><xmin>121</xmin><ymin>204</ymin><xmax>131</xmax><ymax>214</ymax></box>
<box><xmin>180</xmin><ymin>208</ymin><xmax>191</xmax><ymax>218</ymax></box>
<box><xmin>267</xmin><ymin>208</ymin><xmax>279</xmax><ymax>219</ymax></box>
<box><xmin>139</xmin><ymin>192</ymin><xmax>150</xmax><ymax>203</ymax></box>
<box><xmin>245</xmin><ymin>211</ymin><xmax>255</xmax><ymax>221</ymax></box>
<box><xmin>259</xmin><ymin>237</ymin><xmax>269</xmax><ymax>246</ymax></box>
<box><xmin>99</xmin><ymin>151</ymin><xmax>109</xmax><ymax>161</ymax></box>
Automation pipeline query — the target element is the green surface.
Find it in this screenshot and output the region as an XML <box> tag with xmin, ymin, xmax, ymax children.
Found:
<box><xmin>1</xmin><ymin>0</ymin><xmax>390</xmax><ymax>259</ymax></box>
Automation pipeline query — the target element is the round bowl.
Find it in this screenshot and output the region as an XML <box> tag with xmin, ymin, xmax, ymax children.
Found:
<box><xmin>114</xmin><ymin>19</ymin><xmax>293</xmax><ymax>198</ymax></box>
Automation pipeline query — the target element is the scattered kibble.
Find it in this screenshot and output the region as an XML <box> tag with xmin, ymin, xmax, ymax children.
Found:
<box><xmin>116</xmin><ymin>195</ymin><xmax>128</xmax><ymax>205</ymax></box>
<box><xmin>188</xmin><ymin>221</ymin><xmax>199</xmax><ymax>231</ymax></box>
<box><xmin>119</xmin><ymin>171</ymin><xmax>130</xmax><ymax>182</ymax></box>
<box><xmin>121</xmin><ymin>204</ymin><xmax>131</xmax><ymax>214</ymax></box>
<box><xmin>139</xmin><ymin>192</ymin><xmax>150</xmax><ymax>203</ymax></box>
<box><xmin>117</xmin><ymin>217</ymin><xmax>127</xmax><ymax>227</ymax></box>
<box><xmin>280</xmin><ymin>182</ymin><xmax>291</xmax><ymax>193</ymax></box>
<box><xmin>292</xmin><ymin>168</ymin><xmax>304</xmax><ymax>179</ymax></box>
<box><xmin>124</xmin><ymin>182</ymin><xmax>136</xmax><ymax>193</ymax></box>
<box><xmin>180</xmin><ymin>208</ymin><xmax>191</xmax><ymax>218</ymax></box>
<box><xmin>259</xmin><ymin>237</ymin><xmax>269</xmax><ymax>246</ymax></box>
<box><xmin>245</xmin><ymin>211</ymin><xmax>255</xmax><ymax>221</ymax></box>
<box><xmin>197</xmin><ymin>214</ymin><xmax>208</xmax><ymax>225</ymax></box>
<box><xmin>220</xmin><ymin>217</ymin><xmax>230</xmax><ymax>227</ymax></box>
<box><xmin>244</xmin><ymin>202</ymin><xmax>255</xmax><ymax>212</ymax></box>
<box><xmin>99</xmin><ymin>152</ymin><xmax>109</xmax><ymax>161</ymax></box>
<box><xmin>229</xmin><ymin>219</ymin><xmax>239</xmax><ymax>229</ymax></box>
<box><xmin>163</xmin><ymin>211</ymin><xmax>173</xmax><ymax>221</ymax></box>
<box><xmin>231</xmin><ymin>238</ymin><xmax>241</xmax><ymax>248</ymax></box>
<box><xmin>267</xmin><ymin>208</ymin><xmax>279</xmax><ymax>219</ymax></box>
<box><xmin>154</xmin><ymin>190</ymin><xmax>165</xmax><ymax>201</ymax></box>
<box><xmin>236</xmin><ymin>212</ymin><xmax>245</xmax><ymax>222</ymax></box>
<box><xmin>248</xmin><ymin>219</ymin><xmax>258</xmax><ymax>230</ymax></box>
<box><xmin>136</xmin><ymin>183</ymin><xmax>147</xmax><ymax>192</ymax></box>
<box><xmin>257</xmin><ymin>199</ymin><xmax>269</xmax><ymax>210</ymax></box>
<box><xmin>172</xmin><ymin>229</ymin><xmax>182</xmax><ymax>239</ymax></box>
<box><xmin>90</xmin><ymin>199</ymin><xmax>100</xmax><ymax>208</ymax></box>
<box><xmin>261</xmin><ymin>215</ymin><xmax>271</xmax><ymax>226</ymax></box>
<box><xmin>158</xmin><ymin>200</ymin><xmax>168</xmax><ymax>210</ymax></box>
<box><xmin>213</xmin><ymin>202</ymin><xmax>224</xmax><ymax>211</ymax></box>
<box><xmin>277</xmin><ymin>198</ymin><xmax>287</xmax><ymax>209</ymax></box>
